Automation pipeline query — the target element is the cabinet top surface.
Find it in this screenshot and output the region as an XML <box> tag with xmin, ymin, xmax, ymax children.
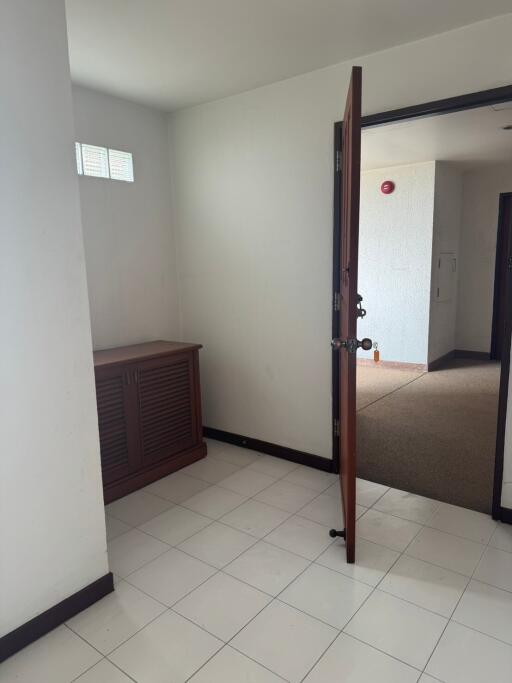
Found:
<box><xmin>94</xmin><ymin>340</ymin><xmax>202</xmax><ymax>367</ymax></box>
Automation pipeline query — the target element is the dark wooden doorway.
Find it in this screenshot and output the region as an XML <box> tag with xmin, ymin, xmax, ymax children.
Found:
<box><xmin>332</xmin><ymin>84</ymin><xmax>512</xmax><ymax>522</ymax></box>
<box><xmin>491</xmin><ymin>193</ymin><xmax>512</xmax><ymax>361</ymax></box>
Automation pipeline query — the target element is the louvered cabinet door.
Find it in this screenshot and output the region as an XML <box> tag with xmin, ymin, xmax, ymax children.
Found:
<box><xmin>136</xmin><ymin>353</ymin><xmax>199</xmax><ymax>465</ymax></box>
<box><xmin>95</xmin><ymin>365</ymin><xmax>140</xmax><ymax>485</ymax></box>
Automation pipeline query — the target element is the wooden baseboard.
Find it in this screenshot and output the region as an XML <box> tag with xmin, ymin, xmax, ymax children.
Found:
<box><xmin>428</xmin><ymin>350</ymin><xmax>456</xmax><ymax>372</ymax></box>
<box><xmin>494</xmin><ymin>506</ymin><xmax>512</xmax><ymax>524</ymax></box>
<box><xmin>454</xmin><ymin>349</ymin><xmax>491</xmax><ymax>361</ymax></box>
<box><xmin>357</xmin><ymin>358</ymin><xmax>427</xmax><ymax>372</ymax></box>
<box><xmin>359</xmin><ymin>349</ymin><xmax>491</xmax><ymax>373</ymax></box>
<box><xmin>0</xmin><ymin>573</ymin><xmax>114</xmax><ymax>663</ymax></box>
<box><xmin>103</xmin><ymin>442</ymin><xmax>207</xmax><ymax>503</ymax></box>
<box><xmin>428</xmin><ymin>349</ymin><xmax>491</xmax><ymax>371</ymax></box>
<box><xmin>203</xmin><ymin>427</ymin><xmax>333</xmax><ymax>472</ymax></box>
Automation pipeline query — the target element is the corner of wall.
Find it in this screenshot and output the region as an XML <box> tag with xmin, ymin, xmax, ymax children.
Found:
<box><xmin>166</xmin><ymin>112</ymin><xmax>186</xmax><ymax>342</ymax></box>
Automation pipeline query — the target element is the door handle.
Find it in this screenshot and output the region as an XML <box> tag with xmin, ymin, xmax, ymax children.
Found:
<box><xmin>357</xmin><ymin>294</ymin><xmax>366</xmax><ymax>318</ymax></box>
<box><xmin>331</xmin><ymin>337</ymin><xmax>372</xmax><ymax>353</ymax></box>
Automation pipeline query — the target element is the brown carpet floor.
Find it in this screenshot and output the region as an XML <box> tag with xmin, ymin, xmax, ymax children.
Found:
<box><xmin>357</xmin><ymin>359</ymin><xmax>500</xmax><ymax>513</ymax></box>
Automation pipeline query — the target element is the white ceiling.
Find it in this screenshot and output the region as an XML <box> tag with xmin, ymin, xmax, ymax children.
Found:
<box><xmin>362</xmin><ymin>104</ymin><xmax>512</xmax><ymax>171</ymax></box>
<box><xmin>65</xmin><ymin>0</ymin><xmax>511</xmax><ymax>111</ymax></box>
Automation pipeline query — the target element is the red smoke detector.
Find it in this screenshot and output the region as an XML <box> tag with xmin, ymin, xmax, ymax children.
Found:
<box><xmin>381</xmin><ymin>180</ymin><xmax>395</xmax><ymax>194</ymax></box>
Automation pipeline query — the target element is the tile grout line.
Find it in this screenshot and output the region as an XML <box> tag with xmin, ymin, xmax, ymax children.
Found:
<box><xmin>183</xmin><ymin>641</ymin><xmax>289</xmax><ymax>683</ymax></box>
<box><xmin>314</xmin><ymin>511</ymin><xmax>446</xmax><ymax>677</ymax></box>
<box><xmin>112</xmin><ymin>498</ymin><xmax>496</xmax><ymax>582</ymax></box>
<box><xmin>313</xmin><ymin>630</ymin><xmax>425</xmax><ymax>680</ymax></box>
<box><xmin>65</xmin><ymin>625</ymin><xmax>138</xmax><ymax>683</ymax></box>
<box><xmin>100</xmin><ymin>459</ymin><xmax>340</xmax><ymax>678</ymax></box>
<box><xmin>298</xmin><ymin>492</ymin><xmax>483</xmax><ymax>676</ymax></box>
<box><xmin>345</xmin><ymin>493</ymin><xmax>512</xmax><ymax>673</ymax></box>
<box><xmin>156</xmin><ymin>456</ymin><xmax>340</xmax><ymax>566</ymax></box>
<box><xmin>419</xmin><ymin>503</ymin><xmax>497</xmax><ymax>677</ymax></box>
<box><xmin>102</xmin><ymin>446</ymin><xmax>511</xmax><ymax>682</ymax></box>
<box><xmin>191</xmin><ymin>449</ymin><xmax>512</xmax><ymax>673</ymax></box>
<box><xmin>9</xmin><ymin>447</ymin><xmax>508</xmax><ymax>682</ymax></box>
<box><xmin>175</xmin><ymin>459</ymin><xmax>348</xmax><ymax>681</ymax></box>
<box><xmin>117</xmin><ymin>548</ymin><xmax>512</xmax><ymax>680</ymax></box>
<box><xmin>163</xmin><ymin>504</ymin><xmax>340</xmax><ymax>681</ymax></box>
<box><xmin>284</xmin><ymin>489</ymin><xmax>430</xmax><ymax>678</ymax></box>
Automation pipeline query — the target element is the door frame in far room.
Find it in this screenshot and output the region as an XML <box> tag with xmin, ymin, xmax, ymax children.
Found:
<box><xmin>331</xmin><ymin>84</ymin><xmax>512</xmax><ymax>522</ymax></box>
<box><xmin>492</xmin><ymin>192</ymin><xmax>512</xmax><ymax>521</ymax></box>
<box><xmin>491</xmin><ymin>192</ymin><xmax>512</xmax><ymax>362</ymax></box>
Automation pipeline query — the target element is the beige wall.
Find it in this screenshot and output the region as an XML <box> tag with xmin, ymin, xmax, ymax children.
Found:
<box><xmin>456</xmin><ymin>163</ymin><xmax>512</xmax><ymax>353</ymax></box>
<box><xmin>169</xmin><ymin>14</ymin><xmax>512</xmax><ymax>460</ymax></box>
<box><xmin>0</xmin><ymin>0</ymin><xmax>107</xmax><ymax>637</ymax></box>
<box><xmin>429</xmin><ymin>163</ymin><xmax>463</xmax><ymax>363</ymax></box>
<box><xmin>73</xmin><ymin>85</ymin><xmax>181</xmax><ymax>351</ymax></box>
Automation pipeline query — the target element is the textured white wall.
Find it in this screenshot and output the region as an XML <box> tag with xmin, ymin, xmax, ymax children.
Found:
<box><xmin>0</xmin><ymin>0</ymin><xmax>108</xmax><ymax>636</ymax></box>
<box><xmin>428</xmin><ymin>163</ymin><xmax>463</xmax><ymax>363</ymax></box>
<box><xmin>358</xmin><ymin>163</ymin><xmax>436</xmax><ymax>365</ymax></box>
<box><xmin>169</xmin><ymin>14</ymin><xmax>512</xmax><ymax>459</ymax></box>
<box><xmin>72</xmin><ymin>85</ymin><xmax>180</xmax><ymax>351</ymax></box>
<box><xmin>456</xmin><ymin>163</ymin><xmax>512</xmax><ymax>353</ymax></box>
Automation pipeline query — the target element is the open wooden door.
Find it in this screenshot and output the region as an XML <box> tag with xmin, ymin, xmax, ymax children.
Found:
<box><xmin>330</xmin><ymin>66</ymin><xmax>371</xmax><ymax>563</ymax></box>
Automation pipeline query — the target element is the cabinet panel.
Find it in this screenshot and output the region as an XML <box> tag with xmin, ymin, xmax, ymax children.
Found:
<box><xmin>137</xmin><ymin>353</ymin><xmax>198</xmax><ymax>464</ymax></box>
<box><xmin>94</xmin><ymin>341</ymin><xmax>206</xmax><ymax>503</ymax></box>
<box><xmin>95</xmin><ymin>365</ymin><xmax>139</xmax><ymax>484</ymax></box>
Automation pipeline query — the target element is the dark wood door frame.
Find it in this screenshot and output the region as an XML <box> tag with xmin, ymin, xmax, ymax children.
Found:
<box><xmin>491</xmin><ymin>193</ymin><xmax>512</xmax><ymax>362</ymax></box>
<box><xmin>332</xmin><ymin>84</ymin><xmax>512</xmax><ymax>520</ymax></box>
<box><xmin>492</xmin><ymin>193</ymin><xmax>512</xmax><ymax>521</ymax></box>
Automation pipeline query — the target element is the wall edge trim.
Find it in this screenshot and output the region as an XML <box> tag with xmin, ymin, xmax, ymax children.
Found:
<box><xmin>454</xmin><ymin>349</ymin><xmax>491</xmax><ymax>360</ymax></box>
<box><xmin>0</xmin><ymin>573</ymin><xmax>114</xmax><ymax>663</ymax></box>
<box><xmin>358</xmin><ymin>358</ymin><xmax>427</xmax><ymax>372</ymax></box>
<box><xmin>495</xmin><ymin>506</ymin><xmax>512</xmax><ymax>524</ymax></box>
<box><xmin>203</xmin><ymin>427</ymin><xmax>333</xmax><ymax>472</ymax></box>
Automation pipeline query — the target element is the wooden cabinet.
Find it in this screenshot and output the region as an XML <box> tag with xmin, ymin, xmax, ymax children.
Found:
<box><xmin>94</xmin><ymin>341</ymin><xmax>206</xmax><ymax>503</ymax></box>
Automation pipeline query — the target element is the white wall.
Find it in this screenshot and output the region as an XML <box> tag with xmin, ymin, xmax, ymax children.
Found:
<box><xmin>72</xmin><ymin>85</ymin><xmax>180</xmax><ymax>351</ymax></box>
<box><xmin>358</xmin><ymin>162</ymin><xmax>436</xmax><ymax>365</ymax></box>
<box><xmin>456</xmin><ymin>163</ymin><xmax>512</xmax><ymax>352</ymax></box>
<box><xmin>428</xmin><ymin>162</ymin><xmax>463</xmax><ymax>362</ymax></box>
<box><xmin>169</xmin><ymin>14</ymin><xmax>512</xmax><ymax>460</ymax></box>
<box><xmin>0</xmin><ymin>0</ymin><xmax>108</xmax><ymax>636</ymax></box>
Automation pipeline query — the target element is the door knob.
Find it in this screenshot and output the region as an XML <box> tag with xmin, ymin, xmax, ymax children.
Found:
<box><xmin>331</xmin><ymin>337</ymin><xmax>373</xmax><ymax>353</ymax></box>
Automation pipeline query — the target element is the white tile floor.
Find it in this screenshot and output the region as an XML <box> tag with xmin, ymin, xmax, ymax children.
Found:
<box><xmin>3</xmin><ymin>438</ymin><xmax>512</xmax><ymax>682</ymax></box>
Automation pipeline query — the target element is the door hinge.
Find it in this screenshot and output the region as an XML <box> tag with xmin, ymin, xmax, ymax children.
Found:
<box><xmin>333</xmin><ymin>291</ymin><xmax>341</xmax><ymax>311</ymax></box>
<box><xmin>333</xmin><ymin>418</ymin><xmax>340</xmax><ymax>437</ymax></box>
<box><xmin>335</xmin><ymin>149</ymin><xmax>341</xmax><ymax>172</ymax></box>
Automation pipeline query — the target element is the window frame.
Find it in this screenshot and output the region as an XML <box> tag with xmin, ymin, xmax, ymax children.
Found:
<box><xmin>75</xmin><ymin>142</ymin><xmax>134</xmax><ymax>183</ymax></box>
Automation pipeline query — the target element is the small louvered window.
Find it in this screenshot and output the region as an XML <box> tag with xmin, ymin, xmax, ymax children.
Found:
<box><xmin>75</xmin><ymin>142</ymin><xmax>134</xmax><ymax>182</ymax></box>
<box><xmin>81</xmin><ymin>144</ymin><xmax>109</xmax><ymax>178</ymax></box>
<box><xmin>108</xmin><ymin>148</ymin><xmax>134</xmax><ymax>182</ymax></box>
